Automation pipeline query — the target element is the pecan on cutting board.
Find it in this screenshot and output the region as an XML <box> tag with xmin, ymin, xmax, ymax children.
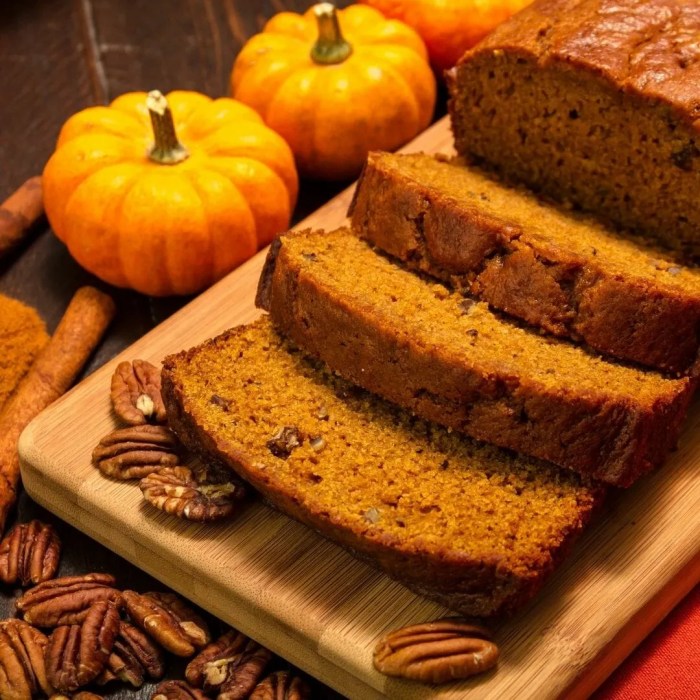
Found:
<box><xmin>111</xmin><ymin>360</ymin><xmax>167</xmax><ymax>426</ymax></box>
<box><xmin>373</xmin><ymin>618</ymin><xmax>500</xmax><ymax>684</ymax></box>
<box><xmin>93</xmin><ymin>425</ymin><xmax>181</xmax><ymax>480</ymax></box>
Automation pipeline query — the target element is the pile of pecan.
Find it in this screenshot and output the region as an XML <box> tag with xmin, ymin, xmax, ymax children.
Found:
<box><xmin>0</xmin><ymin>518</ymin><xmax>313</xmax><ymax>699</ymax></box>
<box><xmin>93</xmin><ymin>360</ymin><xmax>248</xmax><ymax>524</ymax></box>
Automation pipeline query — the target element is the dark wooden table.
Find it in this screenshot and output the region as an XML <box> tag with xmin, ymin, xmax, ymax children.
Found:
<box><xmin>0</xmin><ymin>1</ymin><xmax>352</xmax><ymax>697</ymax></box>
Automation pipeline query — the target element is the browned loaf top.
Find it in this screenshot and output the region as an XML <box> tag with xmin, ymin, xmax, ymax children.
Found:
<box><xmin>257</xmin><ymin>228</ymin><xmax>694</xmax><ymax>487</ymax></box>
<box><xmin>161</xmin><ymin>317</ymin><xmax>603</xmax><ymax>618</ymax></box>
<box><xmin>448</xmin><ymin>0</ymin><xmax>700</xmax><ymax>259</ymax></box>
<box><xmin>349</xmin><ymin>151</ymin><xmax>700</xmax><ymax>374</ymax></box>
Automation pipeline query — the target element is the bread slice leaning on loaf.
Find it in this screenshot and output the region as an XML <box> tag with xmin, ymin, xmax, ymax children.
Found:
<box><xmin>257</xmin><ymin>228</ymin><xmax>694</xmax><ymax>487</ymax></box>
<box><xmin>161</xmin><ymin>317</ymin><xmax>604</xmax><ymax>618</ymax></box>
<box><xmin>448</xmin><ymin>0</ymin><xmax>700</xmax><ymax>260</ymax></box>
<box><xmin>349</xmin><ymin>151</ymin><xmax>700</xmax><ymax>375</ymax></box>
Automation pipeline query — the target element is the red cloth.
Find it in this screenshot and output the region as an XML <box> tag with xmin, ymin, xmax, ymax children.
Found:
<box><xmin>594</xmin><ymin>584</ymin><xmax>700</xmax><ymax>700</ymax></box>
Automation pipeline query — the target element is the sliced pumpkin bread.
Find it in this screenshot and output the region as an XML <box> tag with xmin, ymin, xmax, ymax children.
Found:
<box><xmin>162</xmin><ymin>317</ymin><xmax>603</xmax><ymax>618</ymax></box>
<box><xmin>257</xmin><ymin>228</ymin><xmax>694</xmax><ymax>487</ymax></box>
<box><xmin>349</xmin><ymin>151</ymin><xmax>700</xmax><ymax>374</ymax></box>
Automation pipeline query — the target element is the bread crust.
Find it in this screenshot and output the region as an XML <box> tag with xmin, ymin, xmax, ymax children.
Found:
<box><xmin>349</xmin><ymin>152</ymin><xmax>700</xmax><ymax>375</ymax></box>
<box><xmin>258</xmin><ymin>229</ymin><xmax>694</xmax><ymax>487</ymax></box>
<box><xmin>161</xmin><ymin>323</ymin><xmax>603</xmax><ymax>618</ymax></box>
<box><xmin>448</xmin><ymin>0</ymin><xmax>700</xmax><ymax>259</ymax></box>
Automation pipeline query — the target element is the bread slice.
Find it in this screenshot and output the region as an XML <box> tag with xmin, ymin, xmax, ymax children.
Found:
<box><xmin>162</xmin><ymin>317</ymin><xmax>603</xmax><ymax>617</ymax></box>
<box><xmin>349</xmin><ymin>151</ymin><xmax>700</xmax><ymax>374</ymax></box>
<box><xmin>257</xmin><ymin>228</ymin><xmax>694</xmax><ymax>487</ymax></box>
<box><xmin>447</xmin><ymin>0</ymin><xmax>700</xmax><ymax>260</ymax></box>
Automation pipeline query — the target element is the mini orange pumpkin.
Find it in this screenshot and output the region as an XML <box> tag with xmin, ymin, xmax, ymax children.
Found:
<box><xmin>361</xmin><ymin>0</ymin><xmax>532</xmax><ymax>73</ymax></box>
<box><xmin>43</xmin><ymin>90</ymin><xmax>298</xmax><ymax>296</ymax></box>
<box><xmin>231</xmin><ymin>3</ymin><xmax>436</xmax><ymax>181</ymax></box>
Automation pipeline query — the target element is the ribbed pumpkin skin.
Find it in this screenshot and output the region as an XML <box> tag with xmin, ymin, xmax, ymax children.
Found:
<box><xmin>43</xmin><ymin>91</ymin><xmax>298</xmax><ymax>296</ymax></box>
<box><xmin>231</xmin><ymin>5</ymin><xmax>436</xmax><ymax>181</ymax></box>
<box><xmin>360</xmin><ymin>0</ymin><xmax>533</xmax><ymax>73</ymax></box>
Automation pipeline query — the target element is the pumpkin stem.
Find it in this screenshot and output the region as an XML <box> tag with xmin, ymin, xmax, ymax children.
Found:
<box><xmin>146</xmin><ymin>90</ymin><xmax>189</xmax><ymax>165</ymax></box>
<box><xmin>310</xmin><ymin>3</ymin><xmax>353</xmax><ymax>65</ymax></box>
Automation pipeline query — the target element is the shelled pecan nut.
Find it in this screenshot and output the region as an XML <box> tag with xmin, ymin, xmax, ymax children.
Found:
<box><xmin>0</xmin><ymin>619</ymin><xmax>53</xmax><ymax>699</ymax></box>
<box><xmin>151</xmin><ymin>679</ymin><xmax>208</xmax><ymax>699</ymax></box>
<box><xmin>140</xmin><ymin>466</ymin><xmax>246</xmax><ymax>522</ymax></box>
<box><xmin>45</xmin><ymin>600</ymin><xmax>120</xmax><ymax>692</ymax></box>
<box><xmin>111</xmin><ymin>360</ymin><xmax>167</xmax><ymax>425</ymax></box>
<box><xmin>185</xmin><ymin>629</ymin><xmax>248</xmax><ymax>686</ymax></box>
<box><xmin>250</xmin><ymin>670</ymin><xmax>311</xmax><ymax>700</ymax></box>
<box><xmin>123</xmin><ymin>590</ymin><xmax>210</xmax><ymax>657</ymax></box>
<box><xmin>96</xmin><ymin>620</ymin><xmax>165</xmax><ymax>687</ymax></box>
<box><xmin>17</xmin><ymin>573</ymin><xmax>123</xmax><ymax>627</ymax></box>
<box><xmin>0</xmin><ymin>520</ymin><xmax>61</xmax><ymax>586</ymax></box>
<box><xmin>50</xmin><ymin>693</ymin><xmax>104</xmax><ymax>700</ymax></box>
<box><xmin>202</xmin><ymin>638</ymin><xmax>273</xmax><ymax>700</ymax></box>
<box><xmin>92</xmin><ymin>425</ymin><xmax>180</xmax><ymax>480</ymax></box>
<box><xmin>372</xmin><ymin>618</ymin><xmax>500</xmax><ymax>684</ymax></box>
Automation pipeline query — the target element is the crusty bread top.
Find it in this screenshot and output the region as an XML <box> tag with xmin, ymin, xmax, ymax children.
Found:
<box><xmin>461</xmin><ymin>0</ymin><xmax>700</xmax><ymax>129</ymax></box>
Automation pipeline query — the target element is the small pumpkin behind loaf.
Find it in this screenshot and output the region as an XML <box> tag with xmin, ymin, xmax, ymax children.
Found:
<box><xmin>361</xmin><ymin>0</ymin><xmax>533</xmax><ymax>73</ymax></box>
<box><xmin>43</xmin><ymin>90</ymin><xmax>298</xmax><ymax>297</ymax></box>
<box><xmin>231</xmin><ymin>3</ymin><xmax>436</xmax><ymax>180</ymax></box>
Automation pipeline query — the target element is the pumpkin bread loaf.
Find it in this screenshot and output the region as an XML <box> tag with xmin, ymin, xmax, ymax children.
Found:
<box><xmin>257</xmin><ymin>228</ymin><xmax>694</xmax><ymax>487</ymax></box>
<box><xmin>162</xmin><ymin>317</ymin><xmax>604</xmax><ymax>618</ymax></box>
<box><xmin>349</xmin><ymin>151</ymin><xmax>700</xmax><ymax>374</ymax></box>
<box><xmin>448</xmin><ymin>0</ymin><xmax>700</xmax><ymax>260</ymax></box>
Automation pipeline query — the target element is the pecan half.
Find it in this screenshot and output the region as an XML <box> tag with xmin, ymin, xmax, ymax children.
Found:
<box><xmin>202</xmin><ymin>638</ymin><xmax>273</xmax><ymax>700</ymax></box>
<box><xmin>139</xmin><ymin>467</ymin><xmax>246</xmax><ymax>522</ymax></box>
<box><xmin>92</xmin><ymin>425</ymin><xmax>180</xmax><ymax>480</ymax></box>
<box><xmin>17</xmin><ymin>573</ymin><xmax>123</xmax><ymax>627</ymax></box>
<box><xmin>96</xmin><ymin>620</ymin><xmax>165</xmax><ymax>688</ymax></box>
<box><xmin>111</xmin><ymin>360</ymin><xmax>167</xmax><ymax>425</ymax></box>
<box><xmin>185</xmin><ymin>629</ymin><xmax>248</xmax><ymax>686</ymax></box>
<box><xmin>50</xmin><ymin>693</ymin><xmax>104</xmax><ymax>700</ymax></box>
<box><xmin>0</xmin><ymin>520</ymin><xmax>61</xmax><ymax>586</ymax></box>
<box><xmin>123</xmin><ymin>591</ymin><xmax>210</xmax><ymax>657</ymax></box>
<box><xmin>45</xmin><ymin>601</ymin><xmax>120</xmax><ymax>692</ymax></box>
<box><xmin>250</xmin><ymin>670</ymin><xmax>311</xmax><ymax>700</ymax></box>
<box><xmin>373</xmin><ymin>618</ymin><xmax>500</xmax><ymax>684</ymax></box>
<box><xmin>151</xmin><ymin>680</ymin><xmax>208</xmax><ymax>699</ymax></box>
<box><xmin>0</xmin><ymin>619</ymin><xmax>53</xmax><ymax>699</ymax></box>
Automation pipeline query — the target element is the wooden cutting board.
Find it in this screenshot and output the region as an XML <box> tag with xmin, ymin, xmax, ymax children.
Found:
<box><xmin>19</xmin><ymin>117</ymin><xmax>700</xmax><ymax>699</ymax></box>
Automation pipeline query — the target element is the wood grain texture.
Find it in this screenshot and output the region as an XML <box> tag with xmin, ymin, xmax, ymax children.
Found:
<box><xmin>18</xmin><ymin>118</ymin><xmax>700</xmax><ymax>699</ymax></box>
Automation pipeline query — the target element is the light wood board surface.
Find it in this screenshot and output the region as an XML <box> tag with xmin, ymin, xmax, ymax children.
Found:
<box><xmin>19</xmin><ymin>117</ymin><xmax>700</xmax><ymax>699</ymax></box>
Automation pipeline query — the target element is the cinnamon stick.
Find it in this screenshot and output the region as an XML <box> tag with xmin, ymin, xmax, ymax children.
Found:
<box><xmin>0</xmin><ymin>176</ymin><xmax>44</xmax><ymax>259</ymax></box>
<box><xmin>0</xmin><ymin>286</ymin><xmax>116</xmax><ymax>532</ymax></box>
